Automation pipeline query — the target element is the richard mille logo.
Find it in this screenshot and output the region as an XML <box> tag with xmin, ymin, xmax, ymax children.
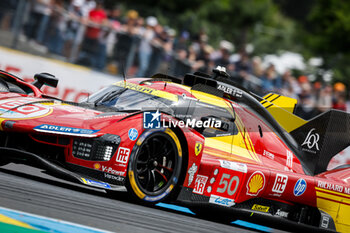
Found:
<box><xmin>301</xmin><ymin>128</ymin><xmax>320</xmax><ymax>153</ymax></box>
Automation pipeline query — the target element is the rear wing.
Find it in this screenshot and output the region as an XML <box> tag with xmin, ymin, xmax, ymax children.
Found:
<box><xmin>260</xmin><ymin>93</ymin><xmax>350</xmax><ymax>175</ymax></box>
<box><xmin>290</xmin><ymin>110</ymin><xmax>350</xmax><ymax>174</ymax></box>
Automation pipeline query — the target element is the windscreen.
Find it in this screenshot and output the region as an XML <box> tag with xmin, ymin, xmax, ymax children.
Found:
<box><xmin>85</xmin><ymin>85</ymin><xmax>175</xmax><ymax>112</ymax></box>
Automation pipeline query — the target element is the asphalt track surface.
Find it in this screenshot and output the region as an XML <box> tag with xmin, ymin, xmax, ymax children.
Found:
<box><xmin>0</xmin><ymin>163</ymin><xmax>288</xmax><ymax>233</ymax></box>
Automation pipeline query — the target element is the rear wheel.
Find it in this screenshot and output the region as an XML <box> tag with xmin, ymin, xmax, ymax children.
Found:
<box><xmin>126</xmin><ymin>128</ymin><xmax>183</xmax><ymax>203</ymax></box>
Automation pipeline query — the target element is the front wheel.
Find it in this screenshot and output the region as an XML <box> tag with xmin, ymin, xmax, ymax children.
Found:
<box><xmin>126</xmin><ymin>128</ymin><xmax>183</xmax><ymax>203</ymax></box>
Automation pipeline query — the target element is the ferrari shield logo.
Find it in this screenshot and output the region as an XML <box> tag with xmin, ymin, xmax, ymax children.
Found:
<box><xmin>195</xmin><ymin>142</ymin><xmax>203</xmax><ymax>156</ymax></box>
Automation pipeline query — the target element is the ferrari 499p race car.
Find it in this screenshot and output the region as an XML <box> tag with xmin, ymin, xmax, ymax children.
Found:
<box><xmin>0</xmin><ymin>68</ymin><xmax>349</xmax><ymax>232</ymax></box>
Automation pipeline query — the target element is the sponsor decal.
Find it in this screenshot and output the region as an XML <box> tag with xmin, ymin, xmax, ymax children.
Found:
<box><xmin>286</xmin><ymin>150</ymin><xmax>293</xmax><ymax>170</ymax></box>
<box><xmin>101</xmin><ymin>166</ymin><xmax>125</xmax><ymax>176</ymax></box>
<box><xmin>193</xmin><ymin>175</ymin><xmax>208</xmax><ymax>194</ymax></box>
<box><xmin>104</xmin><ymin>173</ymin><xmax>125</xmax><ymax>182</ymax></box>
<box><xmin>246</xmin><ymin>171</ymin><xmax>265</xmax><ymax>196</ymax></box>
<box><xmin>94</xmin><ymin>163</ymin><xmax>126</xmax><ymax>176</ymax></box>
<box><xmin>301</xmin><ymin>128</ymin><xmax>320</xmax><ymax>154</ymax></box>
<box><xmin>116</xmin><ymin>147</ymin><xmax>130</xmax><ymax>164</ymax></box>
<box><xmin>162</xmin><ymin>118</ymin><xmax>222</xmax><ymax>129</ymax></box>
<box><xmin>252</xmin><ymin>204</ymin><xmax>270</xmax><ymax>213</ymax></box>
<box><xmin>113</xmin><ymin>81</ymin><xmax>178</xmax><ymax>102</ymax></box>
<box><xmin>34</xmin><ymin>124</ymin><xmax>99</xmax><ymax>136</ymax></box>
<box><xmin>272</xmin><ymin>174</ymin><xmax>288</xmax><ymax>195</ymax></box>
<box><xmin>187</xmin><ymin>163</ymin><xmax>198</xmax><ymax>186</ymax></box>
<box><xmin>195</xmin><ymin>142</ymin><xmax>203</xmax><ymax>156</ymax></box>
<box><xmin>321</xmin><ymin>216</ymin><xmax>330</xmax><ymax>228</ymax></box>
<box><xmin>275</xmin><ymin>209</ymin><xmax>289</xmax><ymax>218</ymax></box>
<box><xmin>0</xmin><ymin>99</ymin><xmax>52</xmax><ymax>119</ymax></box>
<box><xmin>128</xmin><ymin>128</ymin><xmax>138</xmax><ymax>141</ymax></box>
<box><xmin>143</xmin><ymin>110</ymin><xmax>161</xmax><ymax>129</ymax></box>
<box><xmin>217</xmin><ymin>84</ymin><xmax>243</xmax><ymax>98</ymax></box>
<box><xmin>317</xmin><ymin>180</ymin><xmax>349</xmax><ymax>194</ymax></box>
<box><xmin>80</xmin><ymin>178</ymin><xmax>111</xmax><ymax>189</ymax></box>
<box><xmin>209</xmin><ymin>195</ymin><xmax>235</xmax><ymax>207</ymax></box>
<box><xmin>294</xmin><ymin>178</ymin><xmax>307</xmax><ymax>196</ymax></box>
<box><xmin>263</xmin><ymin>150</ymin><xmax>274</xmax><ymax>160</ymax></box>
<box><xmin>219</xmin><ymin>160</ymin><xmax>247</xmax><ymax>173</ymax></box>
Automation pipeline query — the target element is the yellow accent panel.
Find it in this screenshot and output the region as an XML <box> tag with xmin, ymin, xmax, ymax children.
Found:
<box><xmin>205</xmin><ymin>133</ymin><xmax>258</xmax><ymax>163</ymax></box>
<box><xmin>336</xmin><ymin>224</ymin><xmax>350</xmax><ymax>233</ymax></box>
<box><xmin>232</xmin><ymin>134</ymin><xmax>258</xmax><ymax>161</ymax></box>
<box><xmin>338</xmin><ymin>203</ymin><xmax>350</xmax><ymax>225</ymax></box>
<box><xmin>0</xmin><ymin>214</ymin><xmax>34</xmax><ymax>229</ymax></box>
<box><xmin>262</xmin><ymin>93</ymin><xmax>297</xmax><ymax>113</ymax></box>
<box><xmin>260</xmin><ymin>93</ymin><xmax>307</xmax><ymax>132</ymax></box>
<box><xmin>317</xmin><ymin>198</ymin><xmax>339</xmax><ymax>223</ymax></box>
<box><xmin>205</xmin><ymin>136</ymin><xmax>232</xmax><ymax>153</ymax></box>
<box><xmin>316</xmin><ymin>192</ymin><xmax>350</xmax><ymax>231</ymax></box>
<box><xmin>317</xmin><ymin>197</ymin><xmax>340</xmax><ymax>212</ymax></box>
<box><xmin>204</xmin><ymin>150</ymin><xmax>253</xmax><ymax>163</ymax></box>
<box><xmin>114</xmin><ymin>81</ymin><xmax>178</xmax><ymax>102</ymax></box>
<box><xmin>316</xmin><ymin>191</ymin><xmax>350</xmax><ymax>205</ymax></box>
<box><xmin>264</xmin><ymin>104</ymin><xmax>307</xmax><ymax>132</ymax></box>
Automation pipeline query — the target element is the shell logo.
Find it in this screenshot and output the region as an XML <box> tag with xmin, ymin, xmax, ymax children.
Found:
<box><xmin>93</xmin><ymin>163</ymin><xmax>101</xmax><ymax>170</ymax></box>
<box><xmin>246</xmin><ymin>171</ymin><xmax>265</xmax><ymax>196</ymax></box>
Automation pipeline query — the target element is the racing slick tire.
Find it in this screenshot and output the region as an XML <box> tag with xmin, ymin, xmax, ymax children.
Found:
<box><xmin>126</xmin><ymin>128</ymin><xmax>183</xmax><ymax>203</ymax></box>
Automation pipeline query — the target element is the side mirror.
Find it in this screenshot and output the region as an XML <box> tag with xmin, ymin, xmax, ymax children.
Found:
<box><xmin>32</xmin><ymin>73</ymin><xmax>58</xmax><ymax>89</ymax></box>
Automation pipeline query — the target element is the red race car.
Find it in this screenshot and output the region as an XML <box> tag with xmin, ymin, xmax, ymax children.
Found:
<box><xmin>0</xmin><ymin>68</ymin><xmax>349</xmax><ymax>232</ymax></box>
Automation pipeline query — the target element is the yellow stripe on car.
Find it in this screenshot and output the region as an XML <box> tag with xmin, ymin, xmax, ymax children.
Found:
<box><xmin>114</xmin><ymin>81</ymin><xmax>178</xmax><ymax>102</ymax></box>
<box><xmin>235</xmin><ymin>114</ymin><xmax>260</xmax><ymax>163</ymax></box>
<box><xmin>316</xmin><ymin>187</ymin><xmax>350</xmax><ymax>232</ymax></box>
<box><xmin>190</xmin><ymin>90</ymin><xmax>229</xmax><ymax>109</ymax></box>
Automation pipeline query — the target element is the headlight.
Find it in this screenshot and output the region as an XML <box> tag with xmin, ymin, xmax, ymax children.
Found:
<box><xmin>72</xmin><ymin>134</ymin><xmax>120</xmax><ymax>161</ymax></box>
